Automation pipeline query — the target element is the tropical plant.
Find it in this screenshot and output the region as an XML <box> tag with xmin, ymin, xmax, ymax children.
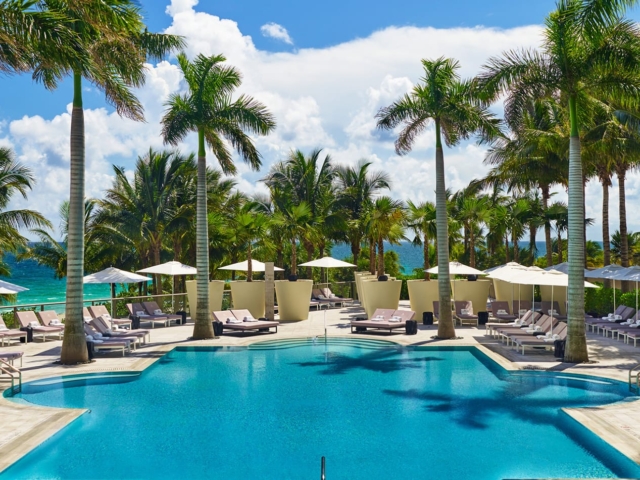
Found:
<box><xmin>406</xmin><ymin>200</ymin><xmax>437</xmax><ymax>279</ymax></box>
<box><xmin>335</xmin><ymin>160</ymin><xmax>391</xmax><ymax>266</ymax></box>
<box><xmin>367</xmin><ymin>196</ymin><xmax>406</xmax><ymax>275</ymax></box>
<box><xmin>477</xmin><ymin>0</ymin><xmax>640</xmax><ymax>362</ymax></box>
<box><xmin>273</xmin><ymin>202</ymin><xmax>312</xmax><ymax>276</ymax></box>
<box><xmin>376</xmin><ymin>57</ymin><xmax>500</xmax><ymax>338</ymax></box>
<box><xmin>230</xmin><ymin>202</ymin><xmax>272</xmax><ymax>281</ymax></box>
<box><xmin>162</xmin><ymin>52</ymin><xmax>276</xmax><ymax>339</ymax></box>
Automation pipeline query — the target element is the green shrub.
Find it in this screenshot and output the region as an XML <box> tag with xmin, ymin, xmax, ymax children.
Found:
<box><xmin>1</xmin><ymin>308</ymin><xmax>37</xmax><ymax>329</ymax></box>
<box><xmin>585</xmin><ymin>287</ymin><xmax>621</xmax><ymax>316</ymax></box>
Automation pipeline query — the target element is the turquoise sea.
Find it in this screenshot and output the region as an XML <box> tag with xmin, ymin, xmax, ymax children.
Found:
<box><xmin>0</xmin><ymin>241</ymin><xmax>572</xmax><ymax>309</ymax></box>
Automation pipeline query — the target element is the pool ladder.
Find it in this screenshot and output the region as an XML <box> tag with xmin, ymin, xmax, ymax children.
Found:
<box><xmin>320</xmin><ymin>456</ymin><xmax>326</xmax><ymax>480</ymax></box>
<box><xmin>0</xmin><ymin>358</ymin><xmax>21</xmax><ymax>395</ymax></box>
<box><xmin>630</xmin><ymin>363</ymin><xmax>640</xmax><ymax>395</ymax></box>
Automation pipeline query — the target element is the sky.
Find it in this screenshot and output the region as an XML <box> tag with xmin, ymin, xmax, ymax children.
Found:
<box><xmin>1</xmin><ymin>0</ymin><xmax>639</xmax><ymax>241</ymax></box>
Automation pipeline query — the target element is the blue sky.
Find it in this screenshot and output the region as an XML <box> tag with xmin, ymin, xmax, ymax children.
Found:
<box><xmin>2</xmin><ymin>0</ymin><xmax>640</xmax><ymax>240</ymax></box>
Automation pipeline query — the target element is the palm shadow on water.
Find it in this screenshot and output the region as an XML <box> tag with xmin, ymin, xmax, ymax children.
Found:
<box><xmin>383</xmin><ymin>372</ymin><xmax>628</xmax><ymax>431</ymax></box>
<box><xmin>291</xmin><ymin>348</ymin><xmax>445</xmax><ymax>375</ymax></box>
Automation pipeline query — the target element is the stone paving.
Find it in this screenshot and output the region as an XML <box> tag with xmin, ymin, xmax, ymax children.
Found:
<box><xmin>1</xmin><ymin>301</ymin><xmax>640</xmax><ymax>472</ymax></box>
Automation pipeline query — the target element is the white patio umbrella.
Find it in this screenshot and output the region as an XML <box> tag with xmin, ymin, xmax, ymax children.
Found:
<box><xmin>137</xmin><ymin>261</ymin><xmax>198</xmax><ymax>311</ymax></box>
<box><xmin>84</xmin><ymin>267</ymin><xmax>151</xmax><ymax>314</ymax></box>
<box><xmin>0</xmin><ymin>279</ymin><xmax>28</xmax><ymax>295</ymax></box>
<box><xmin>426</xmin><ymin>261</ymin><xmax>487</xmax><ymax>304</ymax></box>
<box><xmin>609</xmin><ymin>266</ymin><xmax>640</xmax><ymax>320</ymax></box>
<box><xmin>218</xmin><ymin>260</ymin><xmax>284</xmax><ymax>272</ymax></box>
<box><xmin>585</xmin><ymin>264</ymin><xmax>625</xmax><ymax>311</ymax></box>
<box><xmin>486</xmin><ymin>263</ymin><xmax>529</xmax><ymax>318</ymax></box>
<box><xmin>299</xmin><ymin>257</ymin><xmax>356</xmax><ymax>337</ymax></box>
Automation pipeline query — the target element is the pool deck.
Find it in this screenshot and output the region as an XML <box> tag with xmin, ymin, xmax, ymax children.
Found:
<box><xmin>1</xmin><ymin>301</ymin><xmax>640</xmax><ymax>473</ymax></box>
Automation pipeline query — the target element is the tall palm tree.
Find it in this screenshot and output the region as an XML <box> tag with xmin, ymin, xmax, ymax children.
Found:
<box><xmin>23</xmin><ymin>0</ymin><xmax>184</xmax><ymax>364</ymax></box>
<box><xmin>335</xmin><ymin>160</ymin><xmax>391</xmax><ymax>266</ymax></box>
<box><xmin>451</xmin><ymin>190</ymin><xmax>491</xmax><ymax>268</ymax></box>
<box><xmin>162</xmin><ymin>53</ymin><xmax>276</xmax><ymax>339</ymax></box>
<box><xmin>478</xmin><ymin>0</ymin><xmax>640</xmax><ymax>362</ymax></box>
<box><xmin>231</xmin><ymin>202</ymin><xmax>272</xmax><ymax>281</ymax></box>
<box><xmin>376</xmin><ymin>57</ymin><xmax>500</xmax><ymax>339</ymax></box>
<box><xmin>273</xmin><ymin>202</ymin><xmax>312</xmax><ymax>276</ymax></box>
<box><xmin>407</xmin><ymin>200</ymin><xmax>437</xmax><ymax>279</ymax></box>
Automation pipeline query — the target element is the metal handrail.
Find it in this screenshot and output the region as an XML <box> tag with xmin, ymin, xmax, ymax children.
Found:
<box><xmin>0</xmin><ymin>358</ymin><xmax>21</xmax><ymax>395</ymax></box>
<box><xmin>629</xmin><ymin>363</ymin><xmax>640</xmax><ymax>394</ymax></box>
<box><xmin>320</xmin><ymin>456</ymin><xmax>326</xmax><ymax>480</ymax></box>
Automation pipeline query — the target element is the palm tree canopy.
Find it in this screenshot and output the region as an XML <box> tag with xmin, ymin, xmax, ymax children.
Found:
<box><xmin>162</xmin><ymin>52</ymin><xmax>276</xmax><ymax>174</ymax></box>
<box><xmin>376</xmin><ymin>57</ymin><xmax>502</xmax><ymax>153</ymax></box>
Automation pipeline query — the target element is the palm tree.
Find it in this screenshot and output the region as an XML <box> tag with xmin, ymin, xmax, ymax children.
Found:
<box><xmin>22</xmin><ymin>0</ymin><xmax>184</xmax><ymax>363</ymax></box>
<box><xmin>478</xmin><ymin>0</ymin><xmax>640</xmax><ymax>362</ymax></box>
<box><xmin>335</xmin><ymin>160</ymin><xmax>391</xmax><ymax>266</ymax></box>
<box><xmin>367</xmin><ymin>196</ymin><xmax>406</xmax><ymax>275</ymax></box>
<box><xmin>162</xmin><ymin>53</ymin><xmax>276</xmax><ymax>339</ymax></box>
<box><xmin>0</xmin><ymin>147</ymin><xmax>51</xmax><ymax>273</ymax></box>
<box><xmin>263</xmin><ymin>149</ymin><xmax>343</xmax><ymax>278</ymax></box>
<box><xmin>274</xmin><ymin>202</ymin><xmax>312</xmax><ymax>277</ymax></box>
<box><xmin>376</xmin><ymin>57</ymin><xmax>500</xmax><ymax>339</ymax></box>
<box><xmin>231</xmin><ymin>202</ymin><xmax>271</xmax><ymax>281</ymax></box>
<box><xmin>451</xmin><ymin>190</ymin><xmax>491</xmax><ymax>268</ymax></box>
<box><xmin>407</xmin><ymin>200</ymin><xmax>437</xmax><ymax>279</ymax></box>
<box><xmin>98</xmin><ymin>149</ymin><xmax>196</xmax><ymax>293</ymax></box>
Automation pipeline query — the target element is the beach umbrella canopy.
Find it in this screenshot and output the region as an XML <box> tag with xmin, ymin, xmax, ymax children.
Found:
<box><xmin>219</xmin><ymin>260</ymin><xmax>284</xmax><ymax>272</ymax></box>
<box><xmin>137</xmin><ymin>261</ymin><xmax>197</xmax><ymax>276</ymax></box>
<box><xmin>425</xmin><ymin>261</ymin><xmax>487</xmax><ymax>276</ymax></box>
<box><xmin>0</xmin><ymin>279</ymin><xmax>28</xmax><ymax>294</ymax></box>
<box><xmin>83</xmin><ymin>267</ymin><xmax>151</xmax><ymax>284</ymax></box>
<box><xmin>484</xmin><ymin>262</ymin><xmax>524</xmax><ymax>274</ymax></box>
<box><xmin>585</xmin><ymin>264</ymin><xmax>625</xmax><ymax>280</ymax></box>
<box><xmin>299</xmin><ymin>257</ymin><xmax>356</xmax><ymax>268</ymax></box>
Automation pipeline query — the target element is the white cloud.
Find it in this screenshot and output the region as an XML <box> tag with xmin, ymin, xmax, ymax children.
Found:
<box><xmin>260</xmin><ymin>22</ymin><xmax>293</xmax><ymax>45</ymax></box>
<box><xmin>4</xmin><ymin>0</ymin><xmax>630</xmax><ymax>242</ymax></box>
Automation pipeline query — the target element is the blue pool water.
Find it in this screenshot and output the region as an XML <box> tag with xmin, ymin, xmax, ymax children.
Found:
<box><xmin>3</xmin><ymin>340</ymin><xmax>640</xmax><ymax>479</ymax></box>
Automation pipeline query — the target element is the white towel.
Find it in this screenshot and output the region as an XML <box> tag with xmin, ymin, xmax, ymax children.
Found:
<box><xmin>135</xmin><ymin>311</ymin><xmax>148</xmax><ymax>317</ymax></box>
<box><xmin>29</xmin><ymin>321</ymin><xmax>39</xmax><ymax>328</ymax></box>
<box><xmin>548</xmin><ymin>310</ymin><xmax>557</xmax><ymax>316</ymax></box>
<box><xmin>0</xmin><ymin>326</ymin><xmax>8</xmax><ymax>331</ymax></box>
<box><xmin>103</xmin><ymin>314</ymin><xmax>112</xmax><ymax>321</ymax></box>
<box><xmin>614</xmin><ymin>314</ymin><xmax>622</xmax><ymax>320</ymax></box>
<box><xmin>226</xmin><ymin>317</ymin><xmax>241</xmax><ymax>324</ymax></box>
<box><xmin>50</xmin><ymin>319</ymin><xmax>62</xmax><ymax>325</ymax></box>
<box><xmin>154</xmin><ymin>309</ymin><xmax>163</xmax><ymax>315</ymax></box>
<box><xmin>83</xmin><ymin>316</ymin><xmax>93</xmax><ymax>322</ymax></box>
<box><xmin>243</xmin><ymin>316</ymin><xmax>258</xmax><ymax>323</ymax></box>
<box><xmin>389</xmin><ymin>316</ymin><xmax>401</xmax><ymax>323</ymax></box>
<box><xmin>519</xmin><ymin>309</ymin><xmax>527</xmax><ymax>315</ymax></box>
<box><xmin>497</xmin><ymin>309</ymin><xmax>507</xmax><ymax>315</ymax></box>
<box><xmin>460</xmin><ymin>309</ymin><xmax>471</xmax><ymax>315</ymax></box>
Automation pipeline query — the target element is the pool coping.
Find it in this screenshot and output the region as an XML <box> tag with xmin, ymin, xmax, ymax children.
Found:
<box><xmin>1</xmin><ymin>335</ymin><xmax>639</xmax><ymax>474</ymax></box>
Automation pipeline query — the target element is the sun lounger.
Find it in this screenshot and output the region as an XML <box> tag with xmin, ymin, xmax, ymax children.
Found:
<box><xmin>623</xmin><ymin>329</ymin><xmax>640</xmax><ymax>347</ymax></box>
<box><xmin>350</xmin><ymin>308</ymin><xmax>415</xmax><ymax>334</ymax></box>
<box><xmin>591</xmin><ymin>307</ymin><xmax>636</xmax><ymax>334</ymax></box>
<box><xmin>512</xmin><ymin>322</ymin><xmax>568</xmax><ymax>354</ymax></box>
<box><xmin>454</xmin><ymin>301</ymin><xmax>478</xmax><ymax>326</ymax></box>
<box><xmin>604</xmin><ymin>320</ymin><xmax>640</xmax><ymax>340</ymax></box>
<box><xmin>485</xmin><ymin>310</ymin><xmax>540</xmax><ymax>337</ymax></box>
<box><xmin>127</xmin><ymin>303</ymin><xmax>170</xmax><ymax>328</ymax></box>
<box><xmin>540</xmin><ymin>301</ymin><xmax>566</xmax><ymax>320</ymax></box>
<box><xmin>0</xmin><ymin>318</ymin><xmax>27</xmax><ymax>347</ymax></box>
<box><xmin>37</xmin><ymin>310</ymin><xmax>65</xmax><ymax>328</ymax></box>
<box><xmin>321</xmin><ymin>288</ymin><xmax>352</xmax><ymax>306</ymax></box>
<box><xmin>84</xmin><ymin>325</ymin><xmax>132</xmax><ymax>356</ymax></box>
<box><xmin>91</xmin><ymin>316</ymin><xmax>150</xmax><ymax>344</ymax></box>
<box><xmin>142</xmin><ymin>301</ymin><xmax>182</xmax><ymax>325</ymax></box>
<box><xmin>585</xmin><ymin>305</ymin><xmax>630</xmax><ymax>328</ymax></box>
<box><xmin>502</xmin><ymin>315</ymin><xmax>557</xmax><ymax>346</ymax></box>
<box><xmin>490</xmin><ymin>301</ymin><xmax>517</xmax><ymax>322</ymax></box>
<box><xmin>512</xmin><ymin>301</ymin><xmax>532</xmax><ymax>317</ymax></box>
<box><xmin>212</xmin><ymin>310</ymin><xmax>279</xmax><ymax>334</ymax></box>
<box><xmin>312</xmin><ymin>289</ymin><xmax>334</xmax><ymax>306</ymax></box>
<box><xmin>15</xmin><ymin>311</ymin><xmax>63</xmax><ymax>342</ymax></box>
<box><xmin>0</xmin><ymin>351</ymin><xmax>23</xmax><ymax>367</ymax></box>
<box><xmin>88</xmin><ymin>305</ymin><xmax>132</xmax><ymax>329</ymax></box>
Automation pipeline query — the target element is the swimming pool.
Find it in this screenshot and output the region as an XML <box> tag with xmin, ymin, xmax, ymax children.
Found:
<box><xmin>3</xmin><ymin>339</ymin><xmax>640</xmax><ymax>479</ymax></box>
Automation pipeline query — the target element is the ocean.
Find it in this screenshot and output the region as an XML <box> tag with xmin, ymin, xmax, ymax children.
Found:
<box><xmin>0</xmin><ymin>241</ymin><xmax>580</xmax><ymax>309</ymax></box>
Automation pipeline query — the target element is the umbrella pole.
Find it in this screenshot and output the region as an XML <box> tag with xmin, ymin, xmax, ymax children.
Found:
<box><xmin>551</xmin><ymin>285</ymin><xmax>554</xmax><ymax>335</ymax></box>
<box><xmin>111</xmin><ymin>283</ymin><xmax>116</xmax><ymax>318</ymax></box>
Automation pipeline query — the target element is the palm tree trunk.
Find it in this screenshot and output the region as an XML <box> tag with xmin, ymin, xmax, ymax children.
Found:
<box><xmin>247</xmin><ymin>242</ymin><xmax>253</xmax><ymax>282</ymax></box>
<box><xmin>377</xmin><ymin>237</ymin><xmax>384</xmax><ymax>276</ymax></box>
<box><xmin>602</xmin><ymin>177</ymin><xmax>611</xmax><ymax>267</ymax></box>
<box><xmin>557</xmin><ymin>233</ymin><xmax>563</xmax><ymax>264</ymax></box>
<box><xmin>564</xmin><ymin>98</ymin><xmax>588</xmax><ymax>363</ymax></box>
<box><xmin>351</xmin><ymin>239</ymin><xmax>360</xmax><ymax>267</ymax></box>
<box><xmin>529</xmin><ymin>225</ymin><xmax>536</xmax><ymax>266</ymax></box>
<box><xmin>60</xmin><ymin>72</ymin><xmax>88</xmax><ymax>364</ymax></box>
<box><xmin>542</xmin><ymin>186</ymin><xmax>552</xmax><ymax>267</ymax></box>
<box><xmin>291</xmin><ymin>237</ymin><xmax>297</xmax><ymax>275</ymax></box>
<box><xmin>304</xmin><ymin>241</ymin><xmax>314</xmax><ymax>279</ymax></box>
<box><xmin>369</xmin><ymin>240</ymin><xmax>376</xmax><ymax>275</ymax></box>
<box><xmin>424</xmin><ymin>232</ymin><xmax>430</xmax><ymax>281</ymax></box>
<box><xmin>469</xmin><ymin>231</ymin><xmax>475</xmax><ymax>268</ymax></box>
<box><xmin>504</xmin><ymin>234</ymin><xmax>510</xmax><ymax>262</ymax></box>
<box><xmin>512</xmin><ymin>230</ymin><xmax>519</xmax><ymax>262</ymax></box>
<box><xmin>434</xmin><ymin>120</ymin><xmax>454</xmax><ymax>338</ymax></box>
<box><xmin>193</xmin><ymin>128</ymin><xmax>214</xmax><ymax>339</ymax></box>
<box><xmin>618</xmin><ymin>168</ymin><xmax>629</xmax><ymax>268</ymax></box>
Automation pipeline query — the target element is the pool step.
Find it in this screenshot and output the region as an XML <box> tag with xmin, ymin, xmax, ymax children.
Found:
<box><xmin>248</xmin><ymin>337</ymin><xmax>396</xmax><ymax>351</ymax></box>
